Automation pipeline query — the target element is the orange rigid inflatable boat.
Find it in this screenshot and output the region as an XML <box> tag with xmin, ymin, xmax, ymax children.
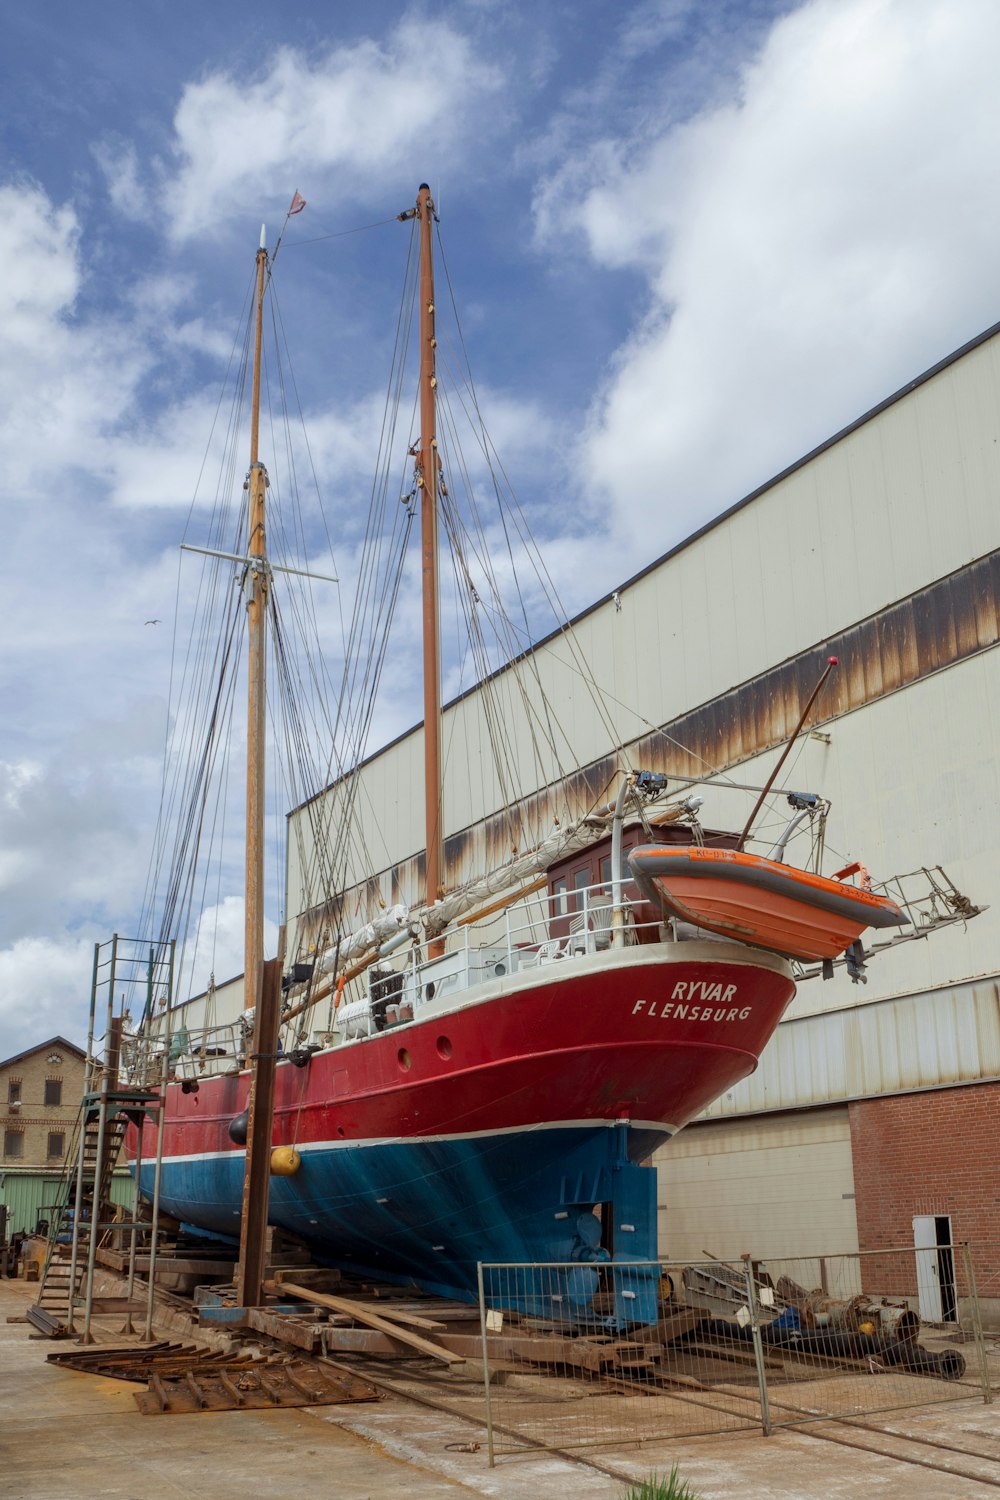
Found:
<box><xmin>628</xmin><ymin>845</ymin><xmax>907</xmax><ymax>962</ymax></box>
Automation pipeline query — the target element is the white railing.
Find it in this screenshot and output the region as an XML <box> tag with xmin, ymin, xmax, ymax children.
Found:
<box><xmin>333</xmin><ymin>878</ymin><xmax>665</xmax><ymax>1043</ymax></box>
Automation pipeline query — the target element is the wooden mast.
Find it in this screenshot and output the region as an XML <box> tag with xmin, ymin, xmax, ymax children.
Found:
<box><xmin>236</xmin><ymin>227</ymin><xmax>279</xmax><ymax>1309</ymax></box>
<box><xmin>415</xmin><ymin>184</ymin><xmax>445</xmax><ymax>949</ymax></box>
<box><xmin>245</xmin><ymin>233</ymin><xmax>269</xmax><ymax>1016</ymax></box>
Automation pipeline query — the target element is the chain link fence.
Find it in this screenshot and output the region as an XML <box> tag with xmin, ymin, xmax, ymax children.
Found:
<box><xmin>477</xmin><ymin>1248</ymin><xmax>992</xmax><ymax>1464</ymax></box>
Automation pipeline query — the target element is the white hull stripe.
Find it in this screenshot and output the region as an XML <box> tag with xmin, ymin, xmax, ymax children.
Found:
<box><xmin>143</xmin><ymin>1116</ymin><xmax>679</xmax><ymax>1169</ymax></box>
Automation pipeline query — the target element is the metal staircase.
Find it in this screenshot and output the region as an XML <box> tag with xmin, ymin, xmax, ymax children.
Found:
<box><xmin>33</xmin><ymin>1087</ymin><xmax>156</xmax><ymax>1329</ymax></box>
<box><xmin>31</xmin><ymin>935</ymin><xmax>174</xmax><ymax>1341</ymax></box>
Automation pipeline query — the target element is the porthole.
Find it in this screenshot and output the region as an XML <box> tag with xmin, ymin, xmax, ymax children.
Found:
<box><xmin>425</xmin><ymin>981</ymin><xmax>436</xmax><ymax>1000</ymax></box>
<box><xmin>397</xmin><ymin>1048</ymin><xmax>412</xmax><ymax>1071</ymax></box>
<box><xmin>493</xmin><ymin>962</ymin><xmax>506</xmax><ymax>977</ymax></box>
<box><xmin>436</xmin><ymin>1035</ymin><xmax>453</xmax><ymax>1060</ymax></box>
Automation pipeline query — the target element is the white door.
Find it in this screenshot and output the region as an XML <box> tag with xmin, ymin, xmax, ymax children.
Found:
<box><xmin>913</xmin><ymin>1215</ymin><xmax>942</xmax><ymax>1322</ymax></box>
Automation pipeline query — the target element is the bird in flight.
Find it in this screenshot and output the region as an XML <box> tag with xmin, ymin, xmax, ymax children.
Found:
<box><xmin>144</xmin><ymin>619</ymin><xmax>161</xmax><ymax>626</ymax></box>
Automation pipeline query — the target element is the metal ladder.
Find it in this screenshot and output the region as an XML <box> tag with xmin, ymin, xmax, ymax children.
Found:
<box><xmin>31</xmin><ymin>934</ymin><xmax>174</xmax><ymax>1340</ymax></box>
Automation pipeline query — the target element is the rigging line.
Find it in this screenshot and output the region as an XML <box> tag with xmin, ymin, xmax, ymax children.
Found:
<box><xmin>429</xmin><ymin>372</ymin><xmax>559</xmax><ymax>813</ymax></box>
<box><xmin>281</xmin><ymin>217</ymin><xmax>400</xmax><ymax>248</ymax></box>
<box><xmin>431</xmin><ymin>319</ymin><xmax>624</xmax><ymax>790</ymax></box>
<box><xmin>431</xmin><ymin>382</ymin><xmax>625</xmax><ymax>778</ymax></box>
<box><xmin>438</xmin><ymin>501</ymin><xmax>517</xmax><ymax>821</ymax></box>
<box><xmin>303</xmin><ymin>282</ymin><xmax>420</xmax><ymax>901</ymax></box>
<box><xmin>254</xmin><ymin>314</ymin><xmax>357</xmax><ymax>907</ymax></box>
<box><xmin>433</xmin><ymin>418</ymin><xmax>562</xmax><ymax>801</ymax></box>
<box><xmin>324</xmin><ymin>505</ymin><xmax>416</xmax><ymax>900</ymax></box>
<box><xmin>179</xmin><ymin>265</ymin><xmax>257</xmax><ymax>546</ymax></box>
<box><xmin>739</xmin><ymin>724</ymin><xmax>818</xmax><ymax>853</ymax></box>
<box><xmin>160</xmin><ymin>622</ymin><xmax>241</xmax><ymax>963</ymax></box>
<box><xmin>162</xmin><ymin>641</ymin><xmax>242</xmax><ymax>1001</ymax></box>
<box><xmin>185</xmin><ymin>646</ymin><xmax>242</xmax><ymax>992</ymax></box>
<box><xmin>437</xmin><ymin>490</ymin><xmax>528</xmax><ymax>851</ymax></box>
<box><xmin>437</xmin><ymin>346</ymin><xmax>743</xmax><ymax>804</ymax></box>
<box><xmin>281</xmin><ymin>469</ymin><xmax>416</xmax><ymax>941</ymax></box>
<box><xmin>267</xmin><ymin>280</ymin><xmax>345</xmax><ymax>677</ymax></box>
<box><xmin>262</xmin><ymin>267</ymin><xmax>410</xmax><ymax>924</ymax></box>
<box><xmin>319</xmin><ymin>219</ymin><xmax>419</xmax><ymax>790</ymax></box>
<box><xmin>140</xmin><ymin>307</ymin><xmax>257</xmax><ymax>937</ymax></box>
<box><xmin>158</xmin><ymin>552</ymin><xmax>248</xmax><ymax>918</ymax></box>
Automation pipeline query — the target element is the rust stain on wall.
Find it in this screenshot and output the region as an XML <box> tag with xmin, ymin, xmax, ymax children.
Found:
<box><xmin>296</xmin><ymin>550</ymin><xmax>1000</xmax><ymax>946</ymax></box>
<box><xmin>631</xmin><ymin>550</ymin><xmax>1000</xmax><ymax>778</ymax></box>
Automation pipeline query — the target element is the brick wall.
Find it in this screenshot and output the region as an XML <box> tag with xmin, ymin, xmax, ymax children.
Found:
<box><xmin>850</xmin><ymin>1081</ymin><xmax>1000</xmax><ymax>1300</ymax></box>
<box><xmin>0</xmin><ymin>1045</ymin><xmax>85</xmax><ymax>1169</ymax></box>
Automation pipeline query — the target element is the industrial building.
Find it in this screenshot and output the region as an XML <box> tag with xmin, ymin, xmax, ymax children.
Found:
<box><xmin>0</xmin><ymin>1036</ymin><xmax>85</xmax><ymax>1235</ymax></box>
<box><xmin>285</xmin><ymin>320</ymin><xmax>1000</xmax><ymax>1324</ymax></box>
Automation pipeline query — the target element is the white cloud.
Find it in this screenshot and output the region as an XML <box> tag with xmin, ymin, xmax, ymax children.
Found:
<box><xmin>181</xmin><ymin>895</ymin><xmax>279</xmax><ymax>999</ymax></box>
<box><xmin>110</xmin><ymin>21</ymin><xmax>502</xmax><ymax>244</ymax></box>
<box><xmin>536</xmin><ymin>0</ymin><xmax>1000</xmax><ymax>555</ymax></box>
<box><xmin>0</xmin><ymin>182</ymin><xmax>157</xmax><ymax>495</ymax></box>
<box><xmin>0</xmin><ymin>936</ymin><xmax>94</xmax><ymax>1059</ymax></box>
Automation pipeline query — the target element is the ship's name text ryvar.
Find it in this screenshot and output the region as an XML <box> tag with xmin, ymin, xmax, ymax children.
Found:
<box><xmin>632</xmin><ymin>982</ymin><xmax>751</xmax><ymax>1022</ymax></box>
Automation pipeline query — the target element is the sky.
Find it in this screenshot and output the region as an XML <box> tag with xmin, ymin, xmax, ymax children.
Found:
<box><xmin>3</xmin><ymin>0</ymin><xmax>1000</xmax><ymax>1058</ymax></box>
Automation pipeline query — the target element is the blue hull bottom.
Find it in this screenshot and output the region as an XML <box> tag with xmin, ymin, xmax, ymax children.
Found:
<box><xmin>142</xmin><ymin>1122</ymin><xmax>662</xmax><ymax>1322</ymax></box>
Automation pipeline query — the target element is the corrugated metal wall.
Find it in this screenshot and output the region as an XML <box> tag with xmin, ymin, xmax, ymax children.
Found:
<box><xmin>700</xmin><ymin>976</ymin><xmax>1000</xmax><ymax>1121</ymax></box>
<box><xmin>282</xmin><ymin>319</ymin><xmax>1000</xmax><ymax>1118</ymax></box>
<box><xmin>0</xmin><ymin>1170</ymin><xmax>134</xmax><ymax>1236</ymax></box>
<box><xmin>288</xmin><ymin>326</ymin><xmax>1000</xmax><ymax>921</ymax></box>
<box><xmin>656</xmin><ymin>1108</ymin><xmax>858</xmax><ymax>1263</ymax></box>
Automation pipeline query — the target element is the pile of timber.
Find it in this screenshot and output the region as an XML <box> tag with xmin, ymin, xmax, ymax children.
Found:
<box><xmin>245</xmin><ymin>1272</ymin><xmax>714</xmax><ymax>1388</ymax></box>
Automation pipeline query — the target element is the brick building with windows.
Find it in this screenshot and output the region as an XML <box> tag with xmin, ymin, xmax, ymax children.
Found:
<box><xmin>0</xmin><ymin>1038</ymin><xmax>86</xmax><ymax>1233</ymax></box>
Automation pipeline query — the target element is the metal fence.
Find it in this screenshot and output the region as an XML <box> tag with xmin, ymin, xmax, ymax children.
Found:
<box><xmin>477</xmin><ymin>1249</ymin><xmax>993</xmax><ymax>1464</ymax></box>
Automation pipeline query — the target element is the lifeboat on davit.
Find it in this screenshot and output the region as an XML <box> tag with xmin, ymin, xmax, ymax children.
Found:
<box><xmin>628</xmin><ymin>846</ymin><xmax>907</xmax><ymax>962</ymax></box>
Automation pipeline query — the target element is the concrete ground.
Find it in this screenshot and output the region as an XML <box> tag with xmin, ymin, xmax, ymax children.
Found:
<box><xmin>2</xmin><ymin>1275</ymin><xmax>998</xmax><ymax>1499</ymax></box>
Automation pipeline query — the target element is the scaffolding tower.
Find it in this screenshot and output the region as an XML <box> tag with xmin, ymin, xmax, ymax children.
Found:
<box><xmin>33</xmin><ymin>935</ymin><xmax>174</xmax><ymax>1341</ymax></box>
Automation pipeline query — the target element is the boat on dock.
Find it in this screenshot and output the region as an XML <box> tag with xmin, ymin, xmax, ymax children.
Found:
<box><xmin>120</xmin><ymin>186</ymin><xmax>968</xmax><ymax>1320</ymax></box>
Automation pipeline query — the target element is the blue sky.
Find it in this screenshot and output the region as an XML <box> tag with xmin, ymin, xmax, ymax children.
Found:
<box><xmin>3</xmin><ymin>0</ymin><xmax>1000</xmax><ymax>1056</ymax></box>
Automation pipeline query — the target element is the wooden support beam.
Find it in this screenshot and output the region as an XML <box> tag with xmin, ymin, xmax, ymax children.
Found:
<box><xmin>236</xmin><ymin>957</ymin><xmax>282</xmax><ymax>1308</ymax></box>
<box><xmin>276</xmin><ymin>1282</ymin><xmax>463</xmax><ymax>1363</ymax></box>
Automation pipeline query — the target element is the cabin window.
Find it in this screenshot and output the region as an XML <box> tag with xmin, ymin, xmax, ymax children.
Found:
<box><xmin>3</xmin><ymin>1129</ymin><xmax>23</xmax><ymax>1158</ymax></box>
<box><xmin>47</xmin><ymin>1132</ymin><xmax>65</xmax><ymax>1159</ymax></box>
<box><xmin>44</xmin><ymin>1078</ymin><xmax>62</xmax><ymax>1107</ymax></box>
<box><xmin>573</xmin><ymin>867</ymin><xmax>592</xmax><ymax>911</ymax></box>
<box><xmin>551</xmin><ymin>878</ymin><xmax>569</xmax><ymax>917</ymax></box>
<box><xmin>599</xmin><ymin>855</ymin><xmax>613</xmax><ymax>892</ymax></box>
<box><xmin>7</xmin><ymin>1079</ymin><xmax>20</xmax><ymax>1104</ymax></box>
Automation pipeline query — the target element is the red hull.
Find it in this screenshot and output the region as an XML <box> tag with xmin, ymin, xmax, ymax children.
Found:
<box><xmin>150</xmin><ymin>944</ymin><xmax>795</xmax><ymax>1161</ymax></box>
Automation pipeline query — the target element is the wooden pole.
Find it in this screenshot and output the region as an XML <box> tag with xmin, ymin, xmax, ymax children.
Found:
<box><xmin>736</xmin><ymin>656</ymin><xmax>838</xmax><ymax>851</ymax></box>
<box><xmin>236</xmin><ymin>957</ymin><xmax>282</xmax><ymax>1307</ymax></box>
<box><xmin>416</xmin><ymin>185</ymin><xmax>445</xmax><ymax>954</ymax></box>
<box><xmin>235</xmin><ymin>234</ymin><xmax>274</xmax><ymax>1310</ymax></box>
<box><xmin>245</xmin><ymin>242</ymin><xmax>269</xmax><ymax>1020</ymax></box>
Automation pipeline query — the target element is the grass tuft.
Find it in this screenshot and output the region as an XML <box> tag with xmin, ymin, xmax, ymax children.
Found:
<box><xmin>621</xmin><ymin>1466</ymin><xmax>702</xmax><ymax>1500</ymax></box>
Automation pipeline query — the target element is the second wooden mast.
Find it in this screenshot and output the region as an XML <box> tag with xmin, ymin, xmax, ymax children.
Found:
<box><xmin>410</xmin><ymin>184</ymin><xmax>445</xmax><ymax>942</ymax></box>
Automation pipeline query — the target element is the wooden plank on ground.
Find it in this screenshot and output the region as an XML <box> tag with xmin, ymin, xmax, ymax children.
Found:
<box><xmin>264</xmin><ymin>1280</ymin><xmax>446</xmax><ymax>1331</ymax></box>
<box><xmin>630</xmin><ymin>1310</ymin><xmax>706</xmax><ymax>1346</ymax></box>
<box><xmin>277</xmin><ymin>1283</ymin><xmax>463</xmax><ymax>1364</ymax></box>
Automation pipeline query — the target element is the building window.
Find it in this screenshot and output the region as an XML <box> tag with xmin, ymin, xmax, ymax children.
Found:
<box><xmin>3</xmin><ymin>1129</ymin><xmax>23</xmax><ymax>1158</ymax></box>
<box><xmin>7</xmin><ymin>1079</ymin><xmax>20</xmax><ymax>1103</ymax></box>
<box><xmin>47</xmin><ymin>1132</ymin><xmax>65</xmax><ymax>1159</ymax></box>
<box><xmin>44</xmin><ymin>1078</ymin><xmax>62</xmax><ymax>1107</ymax></box>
